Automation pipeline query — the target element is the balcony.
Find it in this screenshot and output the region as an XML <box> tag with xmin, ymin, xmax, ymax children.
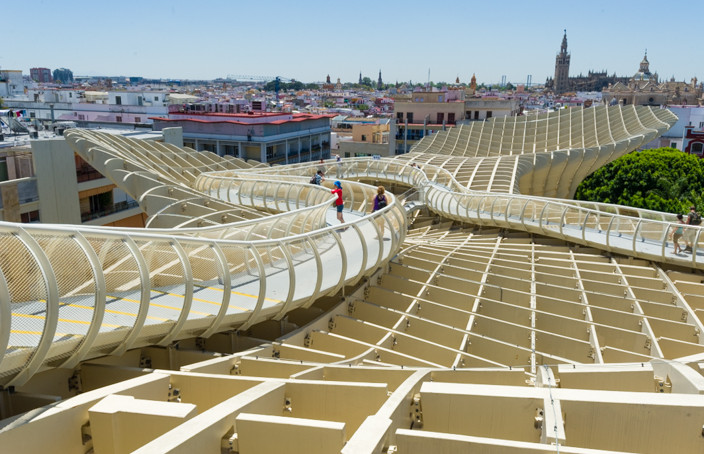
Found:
<box><xmin>81</xmin><ymin>199</ymin><xmax>140</xmax><ymax>222</ymax></box>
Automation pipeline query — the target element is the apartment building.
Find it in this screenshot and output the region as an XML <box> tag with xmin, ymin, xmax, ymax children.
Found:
<box><xmin>151</xmin><ymin>108</ymin><xmax>333</xmax><ymax>164</ymax></box>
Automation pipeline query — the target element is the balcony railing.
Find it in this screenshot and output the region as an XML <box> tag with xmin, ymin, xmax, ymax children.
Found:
<box><xmin>81</xmin><ymin>199</ymin><xmax>140</xmax><ymax>222</ymax></box>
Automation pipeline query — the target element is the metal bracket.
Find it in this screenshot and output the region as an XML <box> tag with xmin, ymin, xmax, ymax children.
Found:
<box><xmin>167</xmin><ymin>383</ymin><xmax>181</xmax><ymax>402</ymax></box>
<box><xmin>68</xmin><ymin>372</ymin><xmax>82</xmax><ymax>393</ymax></box>
<box><xmin>81</xmin><ymin>422</ymin><xmax>92</xmax><ymax>445</ymax></box>
<box><xmin>195</xmin><ymin>337</ymin><xmax>206</xmax><ymax>351</ymax></box>
<box><xmin>534</xmin><ymin>408</ymin><xmax>544</xmax><ymax>430</ymax></box>
<box><xmin>412</xmin><ymin>393</ymin><xmax>423</xmax><ymax>427</ymax></box>
<box><xmin>139</xmin><ymin>354</ymin><xmax>152</xmax><ymax>369</ymax></box>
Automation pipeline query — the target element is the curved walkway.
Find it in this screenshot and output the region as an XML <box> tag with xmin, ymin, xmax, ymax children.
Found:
<box><xmin>0</xmin><ymin>105</ymin><xmax>681</xmax><ymax>385</ymax></box>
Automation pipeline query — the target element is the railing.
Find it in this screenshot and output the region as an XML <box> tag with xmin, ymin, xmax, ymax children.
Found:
<box><xmin>80</xmin><ymin>199</ymin><xmax>140</xmax><ymax>222</ymax></box>
<box><xmin>0</xmin><ymin>155</ymin><xmax>407</xmax><ymax>386</ymax></box>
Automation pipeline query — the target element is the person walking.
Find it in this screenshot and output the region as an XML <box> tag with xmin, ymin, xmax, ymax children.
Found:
<box><xmin>314</xmin><ymin>170</ymin><xmax>324</xmax><ymax>185</ymax></box>
<box><xmin>331</xmin><ymin>181</ymin><xmax>345</xmax><ymax>224</ymax></box>
<box><xmin>670</xmin><ymin>213</ymin><xmax>686</xmax><ymax>255</ymax></box>
<box><xmin>371</xmin><ymin>185</ymin><xmax>388</xmax><ymax>238</ymax></box>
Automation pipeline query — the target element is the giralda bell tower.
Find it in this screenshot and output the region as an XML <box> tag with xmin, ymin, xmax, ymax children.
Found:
<box><xmin>554</xmin><ymin>30</ymin><xmax>570</xmax><ymax>94</ymax></box>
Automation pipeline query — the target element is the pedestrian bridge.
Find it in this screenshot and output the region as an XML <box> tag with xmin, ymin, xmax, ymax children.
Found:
<box><xmin>0</xmin><ymin>104</ymin><xmax>684</xmax><ymax>391</ymax></box>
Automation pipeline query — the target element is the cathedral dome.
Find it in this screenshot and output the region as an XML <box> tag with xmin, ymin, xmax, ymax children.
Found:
<box><xmin>633</xmin><ymin>52</ymin><xmax>653</xmax><ymax>81</ymax></box>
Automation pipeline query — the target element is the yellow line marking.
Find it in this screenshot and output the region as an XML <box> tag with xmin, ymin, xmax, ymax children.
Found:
<box><xmin>69</xmin><ymin>302</ymin><xmax>169</xmax><ymax>322</ymax></box>
<box><xmin>12</xmin><ymin>312</ymin><xmax>121</xmax><ymax>328</ymax></box>
<box><xmin>194</xmin><ymin>284</ymin><xmax>282</xmax><ymax>304</ymax></box>
<box><xmin>36</xmin><ymin>299</ymin><xmax>168</xmax><ymax>323</ymax></box>
<box><xmin>151</xmin><ymin>289</ymin><xmax>249</xmax><ymax>312</ymax></box>
<box><xmin>149</xmin><ymin>290</ymin><xmax>215</xmax><ymax>315</ymax></box>
<box><xmin>11</xmin><ymin>329</ymin><xmax>74</xmax><ymax>337</ymax></box>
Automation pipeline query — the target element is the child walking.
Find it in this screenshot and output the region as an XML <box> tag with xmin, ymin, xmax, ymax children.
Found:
<box><xmin>331</xmin><ymin>181</ymin><xmax>345</xmax><ymax>224</ymax></box>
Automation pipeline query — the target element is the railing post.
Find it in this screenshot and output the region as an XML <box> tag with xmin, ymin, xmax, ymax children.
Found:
<box><xmin>235</xmin><ymin>244</ymin><xmax>268</xmax><ymax>332</ymax></box>
<box><xmin>6</xmin><ymin>228</ymin><xmax>60</xmax><ymax>387</ymax></box>
<box><xmin>200</xmin><ymin>242</ymin><xmax>232</xmax><ymax>338</ymax></box>
<box><xmin>156</xmin><ymin>240</ymin><xmax>194</xmax><ymax>346</ymax></box>
<box><xmin>58</xmin><ymin>231</ymin><xmax>107</xmax><ymax>369</ymax></box>
<box><xmin>110</xmin><ymin>236</ymin><xmax>152</xmax><ymax>356</ymax></box>
<box><xmin>0</xmin><ymin>268</ymin><xmax>11</xmax><ymax>373</ymax></box>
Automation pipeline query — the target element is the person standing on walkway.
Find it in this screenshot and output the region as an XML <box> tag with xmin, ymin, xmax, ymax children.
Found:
<box><xmin>371</xmin><ymin>185</ymin><xmax>388</xmax><ymax>238</ymax></box>
<box><xmin>335</xmin><ymin>154</ymin><xmax>342</xmax><ymax>178</ymax></box>
<box><xmin>670</xmin><ymin>213</ymin><xmax>686</xmax><ymax>255</ymax></box>
<box><xmin>684</xmin><ymin>205</ymin><xmax>702</xmax><ymax>253</ymax></box>
<box><xmin>314</xmin><ymin>170</ymin><xmax>324</xmax><ymax>185</ymax></box>
<box><xmin>331</xmin><ymin>181</ymin><xmax>345</xmax><ymax>224</ymax></box>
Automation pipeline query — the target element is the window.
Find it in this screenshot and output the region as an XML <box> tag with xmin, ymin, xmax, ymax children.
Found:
<box><xmin>437</xmin><ymin>113</ymin><xmax>444</xmax><ymax>124</ymax></box>
<box><xmin>78</xmin><ymin>114</ymin><xmax>85</xmax><ymax>121</ymax></box>
<box><xmin>21</xmin><ymin>210</ymin><xmax>40</xmax><ymax>223</ymax></box>
<box><xmin>361</xmin><ymin>135</ymin><xmax>367</xmax><ymax>142</ymax></box>
<box><xmin>693</xmin><ymin>143</ymin><xmax>704</xmax><ymax>154</ymax></box>
<box><xmin>474</xmin><ymin>111</ymin><xmax>479</xmax><ymax>120</ymax></box>
<box><xmin>396</xmin><ymin>112</ymin><xmax>403</xmax><ymax>121</ymax></box>
<box><xmin>116</xmin><ymin>116</ymin><xmax>122</xmax><ymax>123</ymax></box>
<box><xmin>115</xmin><ymin>96</ymin><xmax>122</xmax><ymax>105</ymax></box>
<box><xmin>447</xmin><ymin>113</ymin><xmax>455</xmax><ymax>124</ymax></box>
<box><xmin>69</xmin><ymin>93</ymin><xmax>72</xmax><ymax>98</ymax></box>
<box><xmin>135</xmin><ymin>117</ymin><xmax>141</xmax><ymax>123</ymax></box>
<box><xmin>407</xmin><ymin>113</ymin><xmax>413</xmax><ymax>123</ymax></box>
<box><xmin>154</xmin><ymin>96</ymin><xmax>159</xmax><ymax>101</ymax></box>
<box><xmin>486</xmin><ymin>111</ymin><xmax>492</xmax><ymax>118</ymax></box>
<box><xmin>437</xmin><ymin>95</ymin><xmax>443</xmax><ymax>102</ymax></box>
<box><xmin>699</xmin><ymin>122</ymin><xmax>704</xmax><ymax>129</ymax></box>
<box><xmin>671</xmin><ymin>142</ymin><xmax>677</xmax><ymax>148</ymax></box>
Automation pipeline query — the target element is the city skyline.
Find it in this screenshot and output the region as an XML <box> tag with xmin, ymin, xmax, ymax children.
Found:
<box><xmin>2</xmin><ymin>0</ymin><xmax>703</xmax><ymax>86</ymax></box>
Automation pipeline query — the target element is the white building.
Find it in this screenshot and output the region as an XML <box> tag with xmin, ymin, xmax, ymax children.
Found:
<box><xmin>3</xmin><ymin>89</ymin><xmax>171</xmax><ymax>127</ymax></box>
<box><xmin>0</xmin><ymin>70</ymin><xmax>28</xmax><ymax>97</ymax></box>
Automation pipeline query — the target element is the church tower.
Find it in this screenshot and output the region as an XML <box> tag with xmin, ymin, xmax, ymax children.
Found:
<box><xmin>377</xmin><ymin>70</ymin><xmax>383</xmax><ymax>90</ymax></box>
<box><xmin>359</xmin><ymin>71</ymin><xmax>363</xmax><ymax>85</ymax></box>
<box><xmin>554</xmin><ymin>30</ymin><xmax>570</xmax><ymax>94</ymax></box>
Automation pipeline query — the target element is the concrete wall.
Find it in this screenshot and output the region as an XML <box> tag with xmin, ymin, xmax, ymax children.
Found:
<box><xmin>162</xmin><ymin>127</ymin><xmax>184</xmax><ymax>148</ymax></box>
<box><xmin>31</xmin><ymin>138</ymin><xmax>81</xmax><ymax>224</ymax></box>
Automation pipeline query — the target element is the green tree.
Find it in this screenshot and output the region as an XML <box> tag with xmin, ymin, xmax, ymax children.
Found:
<box><xmin>575</xmin><ymin>148</ymin><xmax>704</xmax><ymax>213</ymax></box>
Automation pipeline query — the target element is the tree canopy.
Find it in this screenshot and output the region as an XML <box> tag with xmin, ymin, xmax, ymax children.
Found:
<box><xmin>574</xmin><ymin>148</ymin><xmax>704</xmax><ymax>214</ymax></box>
<box><xmin>263</xmin><ymin>80</ymin><xmax>306</xmax><ymax>92</ymax></box>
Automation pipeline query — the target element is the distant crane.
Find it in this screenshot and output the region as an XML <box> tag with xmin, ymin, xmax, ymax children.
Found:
<box><xmin>225</xmin><ymin>75</ymin><xmax>294</xmax><ymax>100</ymax></box>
